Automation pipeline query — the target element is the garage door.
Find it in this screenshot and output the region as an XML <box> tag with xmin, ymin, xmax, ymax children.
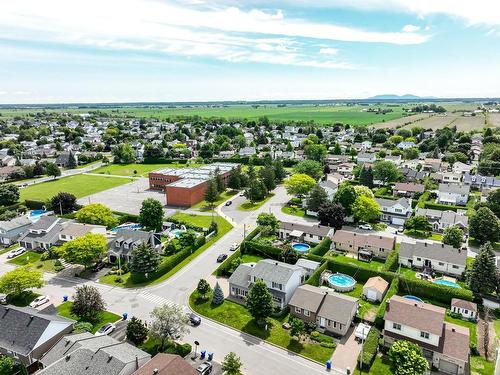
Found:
<box><xmin>366</xmin><ymin>290</ymin><xmax>378</xmax><ymax>301</ymax></box>
<box><xmin>392</xmin><ymin>217</ymin><xmax>405</xmax><ymax>226</ymax></box>
<box><xmin>439</xmin><ymin>359</ymin><xmax>458</xmax><ymax>375</ymax></box>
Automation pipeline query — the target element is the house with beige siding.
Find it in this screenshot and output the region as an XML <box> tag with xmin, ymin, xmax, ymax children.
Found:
<box><xmin>331</xmin><ymin>230</ymin><xmax>395</xmax><ymax>259</ymax></box>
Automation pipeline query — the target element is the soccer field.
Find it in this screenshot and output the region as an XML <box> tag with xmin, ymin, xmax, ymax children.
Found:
<box><xmin>19</xmin><ymin>174</ymin><xmax>134</xmax><ymax>202</ymax></box>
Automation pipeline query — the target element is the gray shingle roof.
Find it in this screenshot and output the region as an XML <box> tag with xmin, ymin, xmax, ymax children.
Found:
<box><xmin>250</xmin><ymin>259</ymin><xmax>303</xmax><ymax>285</ymax></box>
<box><xmin>0</xmin><ymin>215</ymin><xmax>32</xmax><ymax>232</ymax></box>
<box><xmin>438</xmin><ymin>183</ymin><xmax>470</xmax><ymax>195</ymax></box>
<box><xmin>375</xmin><ymin>197</ymin><xmax>411</xmax><ymax>209</ymax></box>
<box><xmin>399</xmin><ymin>240</ymin><xmax>467</xmax><ymax>266</ymax></box>
<box><xmin>279</xmin><ymin>221</ymin><xmax>333</xmax><ymax>237</ymax></box>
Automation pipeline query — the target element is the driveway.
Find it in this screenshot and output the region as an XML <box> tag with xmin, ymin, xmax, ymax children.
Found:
<box><xmin>330</xmin><ymin>326</ymin><xmax>362</xmax><ymax>373</ymax></box>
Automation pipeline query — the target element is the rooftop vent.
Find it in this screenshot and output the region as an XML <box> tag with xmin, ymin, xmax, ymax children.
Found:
<box><xmin>153</xmin><ymin>370</ymin><xmax>159</xmax><ymax>375</ymax></box>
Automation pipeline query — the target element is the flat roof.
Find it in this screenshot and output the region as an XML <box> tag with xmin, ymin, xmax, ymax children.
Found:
<box><xmin>167</xmin><ymin>178</ymin><xmax>207</xmax><ymax>188</ymax></box>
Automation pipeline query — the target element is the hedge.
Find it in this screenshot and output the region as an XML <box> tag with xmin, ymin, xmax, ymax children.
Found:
<box><xmin>306</xmin><ymin>261</ymin><xmax>328</xmax><ymax>287</ymax></box>
<box><xmin>309</xmin><ymin>237</ymin><xmax>332</xmax><ymax>257</ymax></box>
<box><xmin>375</xmin><ymin>277</ymin><xmax>399</xmax><ymax>328</ymax></box>
<box><xmin>243</xmin><ymin>240</ymin><xmax>282</xmax><ymax>259</ymax></box>
<box><xmin>214</xmin><ymin>248</ymin><xmax>241</xmax><ymax>277</ymax></box>
<box><xmin>0</xmin><ymin>202</ymin><xmax>25</xmax><ymax>215</ymax></box>
<box><xmin>305</xmin><ymin>253</ymin><xmax>325</xmax><ymax>263</ymax></box>
<box><xmin>142</xmin><ymin>158</ymin><xmax>189</xmax><ymax>164</ymax></box>
<box><xmin>326</xmin><ymin>258</ymin><xmax>395</xmax><ymax>284</ymax></box>
<box><xmin>382</xmin><ymin>249</ymin><xmax>399</xmax><ymax>272</ymax></box>
<box><xmin>358</xmin><ymin>327</ymin><xmax>381</xmax><ymax>370</ymax></box>
<box><xmin>113</xmin><ymin>211</ymin><xmax>140</xmax><ymax>225</ymax></box>
<box><xmin>24</xmin><ymin>199</ymin><xmax>46</xmax><ymax>210</ymax></box>
<box><xmin>423</xmin><ymin>201</ymin><xmax>462</xmax><ymax>212</ymax></box>
<box><xmin>398</xmin><ymin>276</ymin><xmax>473</xmax><ymax>304</ymax></box>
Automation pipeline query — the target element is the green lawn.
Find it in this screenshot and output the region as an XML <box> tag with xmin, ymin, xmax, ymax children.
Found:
<box><xmin>403</xmin><ymin>229</ymin><xmax>442</xmax><ymax>241</ymax></box>
<box><xmin>281</xmin><ymin>206</ymin><xmax>306</xmax><ymax>217</ymax></box>
<box><xmin>340</xmin><ymin>282</ymin><xmax>379</xmax><ymax>320</ymax></box>
<box><xmin>7</xmin><ymin>251</ymin><xmax>57</xmax><ymax>273</ymax></box>
<box><xmin>470</xmin><ymin>356</ymin><xmax>495</xmax><ymax>375</ymax></box>
<box><xmin>189</xmin><ymin>292</ymin><xmax>334</xmax><ymax>363</ymax></box>
<box><xmin>92</xmin><ymin>162</ymin><xmax>202</xmax><ymax>177</ymax></box>
<box><xmin>354</xmin><ymin>355</ymin><xmax>392</xmax><ymax>375</ymax></box>
<box><xmin>329</xmin><ymin>254</ymin><xmax>386</xmax><ymax>272</ymax></box>
<box><xmin>100</xmin><ymin>214</ymin><xmax>233</xmax><ymax>287</ymax></box>
<box><xmin>57</xmin><ymin>301</ymin><xmax>121</xmax><ymax>333</ymax></box>
<box><xmin>19</xmin><ymin>174</ymin><xmax>133</xmax><ymax>201</ymax></box>
<box><xmin>495</xmin><ymin>319</ymin><xmax>500</xmax><ymax>339</ymax></box>
<box><xmin>240</xmin><ymin>254</ymin><xmax>265</xmax><ymax>263</ymax></box>
<box><xmin>0</xmin><ymin>243</ymin><xmax>19</xmax><ymax>255</ymax></box>
<box><xmin>191</xmin><ymin>190</ymin><xmax>238</xmax><ymax>211</ymax></box>
<box><xmin>444</xmin><ymin>314</ymin><xmax>477</xmax><ymax>346</ymax></box>
<box><xmin>237</xmin><ymin>194</ymin><xmax>275</xmax><ymax>211</ymax></box>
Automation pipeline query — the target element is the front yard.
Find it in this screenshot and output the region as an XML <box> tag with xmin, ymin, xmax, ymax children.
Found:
<box><xmin>403</xmin><ymin>229</ymin><xmax>443</xmax><ymax>241</ymax></box>
<box><xmin>57</xmin><ymin>301</ymin><xmax>121</xmax><ymax>333</ymax></box>
<box><xmin>7</xmin><ymin>251</ymin><xmax>58</xmax><ymax>273</ymax></box>
<box><xmin>189</xmin><ymin>291</ymin><xmax>335</xmax><ymax>363</ymax></box>
<box><xmin>281</xmin><ymin>205</ymin><xmax>306</xmax><ymax>217</ymax></box>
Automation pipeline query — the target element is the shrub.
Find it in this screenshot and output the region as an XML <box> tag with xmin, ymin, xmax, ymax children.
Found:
<box><xmin>24</xmin><ymin>200</ymin><xmax>46</xmax><ymax>209</ymax></box>
<box><xmin>375</xmin><ymin>277</ymin><xmax>399</xmax><ymax>328</ymax></box>
<box><xmin>309</xmin><ymin>237</ymin><xmax>332</xmax><ymax>257</ymax></box>
<box><xmin>243</xmin><ymin>240</ymin><xmax>282</xmax><ymax>259</ymax></box>
<box><xmin>73</xmin><ymin>321</ymin><xmax>94</xmax><ymax>333</ymax></box>
<box><xmin>398</xmin><ymin>277</ymin><xmax>473</xmax><ymax>304</ymax></box>
<box><xmin>383</xmin><ymin>249</ymin><xmax>399</xmax><ymax>272</ymax></box>
<box><xmin>358</xmin><ymin>327</ymin><xmax>381</xmax><ymax>369</ymax></box>
<box><xmin>40</xmin><ymin>251</ymin><xmax>50</xmax><ymax>261</ymax></box>
<box><xmin>306</xmin><ymin>261</ymin><xmax>328</xmax><ymax>286</ymax></box>
<box><xmin>327</xmin><ymin>258</ymin><xmax>395</xmax><ymax>283</ymax></box>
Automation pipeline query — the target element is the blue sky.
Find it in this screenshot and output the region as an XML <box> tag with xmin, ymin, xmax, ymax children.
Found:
<box><xmin>1</xmin><ymin>0</ymin><xmax>500</xmax><ymax>103</ymax></box>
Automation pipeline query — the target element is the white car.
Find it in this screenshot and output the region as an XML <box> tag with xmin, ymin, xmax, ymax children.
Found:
<box><xmin>239</xmin><ymin>191</ymin><xmax>245</xmax><ymax>197</ymax></box>
<box><xmin>229</xmin><ymin>242</ymin><xmax>239</xmax><ymax>251</ymax></box>
<box><xmin>95</xmin><ymin>323</ymin><xmax>116</xmax><ymax>336</ymax></box>
<box><xmin>358</xmin><ymin>224</ymin><xmax>373</xmax><ymax>230</ymax></box>
<box><xmin>6</xmin><ymin>247</ymin><xmax>25</xmax><ymax>259</ymax></box>
<box><xmin>30</xmin><ymin>295</ymin><xmax>50</xmax><ymax>308</ymax></box>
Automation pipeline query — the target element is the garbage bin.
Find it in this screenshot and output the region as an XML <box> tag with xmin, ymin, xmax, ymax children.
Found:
<box><xmin>122</xmin><ymin>313</ymin><xmax>128</xmax><ymax>320</ymax></box>
<box><xmin>200</xmin><ymin>350</ymin><xmax>206</xmax><ymax>360</ymax></box>
<box><xmin>208</xmin><ymin>352</ymin><xmax>213</xmax><ymax>361</ymax></box>
<box><xmin>63</xmin><ymin>295</ymin><xmax>68</xmax><ymax>302</ymax></box>
<box><xmin>326</xmin><ymin>360</ymin><xmax>331</xmax><ymax>370</ymax></box>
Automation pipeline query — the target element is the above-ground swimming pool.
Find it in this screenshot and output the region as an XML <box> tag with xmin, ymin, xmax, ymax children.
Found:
<box><xmin>433</xmin><ymin>279</ymin><xmax>461</xmax><ymax>288</ymax></box>
<box><xmin>111</xmin><ymin>223</ymin><xmax>142</xmax><ymax>232</ymax></box>
<box><xmin>327</xmin><ymin>273</ymin><xmax>356</xmax><ymax>292</ymax></box>
<box><xmin>403</xmin><ymin>295</ymin><xmax>423</xmax><ymax>302</ymax></box>
<box><xmin>292</xmin><ymin>243</ymin><xmax>310</xmax><ymax>252</ymax></box>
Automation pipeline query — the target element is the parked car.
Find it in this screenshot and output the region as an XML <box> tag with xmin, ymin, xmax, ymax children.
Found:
<box><xmin>229</xmin><ymin>242</ymin><xmax>239</xmax><ymax>251</ymax></box>
<box><xmin>187</xmin><ymin>313</ymin><xmax>201</xmax><ymax>326</ymax></box>
<box><xmin>358</xmin><ymin>224</ymin><xmax>372</xmax><ymax>230</ymax></box>
<box><xmin>239</xmin><ymin>191</ymin><xmax>245</xmax><ymax>197</ymax></box>
<box><xmin>92</xmin><ymin>262</ymin><xmax>106</xmax><ymax>272</ymax></box>
<box><xmin>7</xmin><ymin>247</ymin><xmax>25</xmax><ymax>259</ymax></box>
<box><xmin>0</xmin><ymin>294</ymin><xmax>7</xmax><ymax>305</ymax></box>
<box><xmin>95</xmin><ymin>323</ymin><xmax>116</xmax><ymax>336</ymax></box>
<box><xmin>30</xmin><ymin>295</ymin><xmax>49</xmax><ymax>308</ymax></box>
<box><xmin>397</xmin><ymin>227</ymin><xmax>404</xmax><ymax>233</ymax></box>
<box><xmin>196</xmin><ymin>362</ymin><xmax>212</xmax><ymax>375</ymax></box>
<box><xmin>225</xmin><ymin>200</ymin><xmax>232</xmax><ymax>206</ymax></box>
<box><xmin>217</xmin><ymin>254</ymin><xmax>228</xmax><ymax>263</ymax></box>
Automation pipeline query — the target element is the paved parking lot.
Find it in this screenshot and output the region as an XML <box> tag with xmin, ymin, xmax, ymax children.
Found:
<box><xmin>77</xmin><ymin>177</ymin><xmax>172</xmax><ymax>215</ymax></box>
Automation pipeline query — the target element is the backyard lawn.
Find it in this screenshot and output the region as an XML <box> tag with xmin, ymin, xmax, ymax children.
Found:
<box><xmin>240</xmin><ymin>254</ymin><xmax>265</xmax><ymax>263</ymax></box>
<box><xmin>19</xmin><ymin>174</ymin><xmax>133</xmax><ymax>201</ymax></box>
<box><xmin>343</xmin><ymin>282</ymin><xmax>379</xmax><ymax>321</ymax></box>
<box><xmin>92</xmin><ymin>162</ymin><xmax>202</xmax><ymax>177</ymax></box>
<box><xmin>470</xmin><ymin>355</ymin><xmax>495</xmax><ymax>375</ymax></box>
<box><xmin>189</xmin><ymin>292</ymin><xmax>335</xmax><ymax>363</ymax></box>
<box><xmin>237</xmin><ymin>194</ymin><xmax>274</xmax><ymax>211</ymax></box>
<box><xmin>57</xmin><ymin>301</ymin><xmax>121</xmax><ymax>333</ymax></box>
<box><xmin>191</xmin><ymin>190</ymin><xmax>238</xmax><ymax>211</ymax></box>
<box><xmin>7</xmin><ymin>251</ymin><xmax>58</xmax><ymax>273</ymax></box>
<box><xmin>329</xmin><ymin>254</ymin><xmax>386</xmax><ymax>272</ymax></box>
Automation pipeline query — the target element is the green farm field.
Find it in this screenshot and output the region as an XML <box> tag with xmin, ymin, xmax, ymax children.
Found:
<box><xmin>19</xmin><ymin>174</ymin><xmax>133</xmax><ymax>201</ymax></box>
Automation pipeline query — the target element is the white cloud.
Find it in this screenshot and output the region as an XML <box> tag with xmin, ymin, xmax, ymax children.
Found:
<box><xmin>319</xmin><ymin>47</ymin><xmax>339</xmax><ymax>55</ymax></box>
<box><xmin>402</xmin><ymin>24</ymin><xmax>420</xmax><ymax>33</ymax></box>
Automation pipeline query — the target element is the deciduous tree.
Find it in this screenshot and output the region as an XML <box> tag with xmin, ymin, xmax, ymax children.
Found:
<box><xmin>71</xmin><ymin>285</ymin><xmax>106</xmax><ymax>321</ymax></box>
<box><xmin>352</xmin><ymin>196</ymin><xmax>380</xmax><ymax>223</ymax></box>
<box><xmin>469</xmin><ymin>207</ymin><xmax>500</xmax><ymax>244</ymax></box>
<box><xmin>50</xmin><ymin>192</ymin><xmax>78</xmax><ymax>214</ymax></box>
<box><xmin>76</xmin><ymin>203</ymin><xmax>118</xmax><ymax>228</ymax></box>
<box><xmin>294</xmin><ymin>160</ymin><xmax>323</xmax><ymax>180</ymax></box>
<box><xmin>197</xmin><ymin>278</ymin><xmax>211</xmax><ymax>300</ymax></box>
<box><xmin>442</xmin><ymin>226</ymin><xmax>464</xmax><ymax>248</ymax></box>
<box><xmin>58</xmin><ymin>233</ymin><xmax>107</xmax><ymax>268</ymax></box>
<box><xmin>139</xmin><ymin>198</ymin><xmax>164</xmax><ymax>232</ymax></box>
<box><xmin>221</xmin><ymin>352</ymin><xmax>243</xmax><ymax>375</ymax></box>
<box><xmin>0</xmin><ymin>267</ymin><xmax>44</xmax><ymax>296</ymax></box>
<box><xmin>113</xmin><ymin>143</ymin><xmax>136</xmax><ymax>164</ymax></box>
<box><xmin>0</xmin><ymin>184</ymin><xmax>19</xmax><ymax>206</ymax></box>
<box><xmin>246</xmin><ymin>279</ymin><xmax>274</xmax><ymax>325</ymax></box>
<box><xmin>333</xmin><ymin>183</ymin><xmax>357</xmax><ymax>216</ymax></box>
<box><xmin>317</xmin><ymin>202</ymin><xmax>345</xmax><ymax>229</ymax></box>
<box><xmin>388</xmin><ymin>340</ymin><xmax>429</xmax><ymax>375</ymax></box>
<box><xmin>373</xmin><ymin>160</ymin><xmax>400</xmax><ymax>184</ymax></box>
<box><xmin>256</xmin><ymin>213</ymin><xmax>279</xmax><ymax>231</ymax></box>
<box><xmin>405</xmin><ymin>215</ymin><xmax>432</xmax><ymax>233</ymax></box>
<box><xmin>149</xmin><ymin>304</ymin><xmax>190</xmax><ymax>351</ymax></box>
<box><xmin>284</xmin><ymin>174</ymin><xmax>316</xmax><ymax>196</ymax></box>
<box><xmin>45</xmin><ymin>162</ymin><xmax>61</xmax><ymax>179</ymax></box>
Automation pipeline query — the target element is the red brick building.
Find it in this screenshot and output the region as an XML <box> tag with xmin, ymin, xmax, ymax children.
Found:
<box><xmin>148</xmin><ymin>163</ymin><xmax>237</xmax><ymax>207</ymax></box>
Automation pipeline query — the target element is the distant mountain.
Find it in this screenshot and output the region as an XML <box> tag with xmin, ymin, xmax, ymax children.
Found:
<box><xmin>367</xmin><ymin>94</ymin><xmax>437</xmax><ymax>100</ymax></box>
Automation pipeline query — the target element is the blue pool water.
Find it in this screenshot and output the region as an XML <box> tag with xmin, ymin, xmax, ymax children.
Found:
<box><xmin>328</xmin><ymin>273</ymin><xmax>356</xmax><ymax>288</ymax></box>
<box><xmin>30</xmin><ymin>209</ymin><xmax>48</xmax><ymax>217</ymax></box>
<box><xmin>433</xmin><ymin>279</ymin><xmax>461</xmax><ymax>288</ymax></box>
<box><xmin>171</xmin><ymin>229</ymin><xmax>185</xmax><ymax>238</ymax></box>
<box><xmin>292</xmin><ymin>243</ymin><xmax>310</xmax><ymax>252</ymax></box>
<box><xmin>111</xmin><ymin>223</ymin><xmax>142</xmax><ymax>232</ymax></box>
<box><xmin>403</xmin><ymin>295</ymin><xmax>423</xmax><ymax>302</ymax></box>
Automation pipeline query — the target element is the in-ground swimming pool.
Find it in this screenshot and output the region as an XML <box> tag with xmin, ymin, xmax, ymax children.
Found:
<box><xmin>433</xmin><ymin>279</ymin><xmax>461</xmax><ymax>288</ymax></box>
<box><xmin>170</xmin><ymin>229</ymin><xmax>185</xmax><ymax>238</ymax></box>
<box><xmin>28</xmin><ymin>209</ymin><xmax>50</xmax><ymax>222</ymax></box>
<box><xmin>403</xmin><ymin>295</ymin><xmax>423</xmax><ymax>302</ymax></box>
<box><xmin>111</xmin><ymin>223</ymin><xmax>142</xmax><ymax>232</ymax></box>
<box><xmin>292</xmin><ymin>243</ymin><xmax>310</xmax><ymax>252</ymax></box>
<box><xmin>327</xmin><ymin>273</ymin><xmax>356</xmax><ymax>292</ymax></box>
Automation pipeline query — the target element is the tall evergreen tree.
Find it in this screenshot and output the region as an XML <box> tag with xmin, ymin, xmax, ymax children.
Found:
<box><xmin>468</xmin><ymin>242</ymin><xmax>497</xmax><ymax>294</ymax></box>
<box><xmin>204</xmin><ymin>177</ymin><xmax>220</xmax><ymax>208</ymax></box>
<box><xmin>306</xmin><ymin>184</ymin><xmax>328</xmax><ymax>212</ymax></box>
<box><xmin>212</xmin><ymin>282</ymin><xmax>224</xmax><ymax>305</ymax></box>
<box><xmin>130</xmin><ymin>242</ymin><xmax>161</xmax><ymax>275</ymax></box>
<box><xmin>260</xmin><ymin>164</ymin><xmax>276</xmax><ymax>191</ymax></box>
<box><xmin>273</xmin><ymin>159</ymin><xmax>286</xmax><ymax>182</ymax></box>
<box><xmin>359</xmin><ymin>166</ymin><xmax>374</xmax><ymax>188</ymax></box>
<box><xmin>68</xmin><ymin>151</ymin><xmax>77</xmax><ymax>168</ymax></box>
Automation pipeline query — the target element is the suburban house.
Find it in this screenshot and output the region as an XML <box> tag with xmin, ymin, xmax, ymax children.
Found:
<box><xmin>397</xmin><ymin>141</ymin><xmax>416</xmax><ymax>150</ymax></box>
<box><xmin>55</xmin><ymin>152</ymin><xmax>76</xmax><ymax>167</ymax></box>
<box><xmin>278</xmin><ymin>222</ymin><xmax>334</xmax><ymax>245</ymax></box>
<box><xmin>58</xmin><ymin>222</ymin><xmax>107</xmax><ymax>242</ymax></box>
<box><xmin>383</xmin><ymin>295</ymin><xmax>470</xmax><ymax>375</ymax></box>
<box><xmin>462</xmin><ymin>173</ymin><xmax>500</xmax><ymax>190</ymax></box>
<box><xmin>362</xmin><ymin>276</ymin><xmax>389</xmax><ymax>302</ymax></box>
<box><xmin>398</xmin><ymin>240</ymin><xmax>467</xmax><ymax>277</ymax></box>
<box><xmin>289</xmin><ymin>284</ymin><xmax>358</xmax><ymax>337</ymax></box>
<box><xmin>336</xmin><ymin>162</ymin><xmax>355</xmax><ymax>177</ymax></box>
<box><xmin>238</xmin><ymin>147</ymin><xmax>256</xmax><ymax>157</ymax></box>
<box><xmin>38</xmin><ymin>332</ymin><xmax>151</xmax><ymax>375</ymax></box>
<box><xmin>399</xmin><ymin>167</ymin><xmax>427</xmax><ymax>182</ymax></box>
<box><xmin>422</xmin><ymin>158</ymin><xmax>442</xmax><ymax>172</ymax></box>
<box><xmin>0</xmin><ymin>305</ymin><xmax>75</xmax><ymax>365</ymax></box>
<box><xmin>331</xmin><ymin>230</ymin><xmax>395</xmax><ymax>259</ymax></box>
<box><xmin>294</xmin><ymin>259</ymin><xmax>321</xmax><ymax>279</ymax></box>
<box><xmin>450</xmin><ymin>299</ymin><xmax>478</xmax><ymax>321</ymax></box>
<box><xmin>375</xmin><ymin>197</ymin><xmax>413</xmax><ymax>226</ymax></box>
<box><xmin>415</xmin><ymin>208</ymin><xmax>468</xmax><ymax>233</ymax></box>
<box><xmin>437</xmin><ymin>184</ymin><xmax>470</xmax><ymax>206</ymax></box>
<box><xmin>452</xmin><ymin>162</ymin><xmax>473</xmax><ymax>175</ymax></box>
<box><xmin>228</xmin><ymin>259</ymin><xmax>307</xmax><ymax>308</ymax></box>
<box><xmin>0</xmin><ymin>215</ymin><xmax>33</xmax><ymax>246</ymax></box>
<box><xmin>357</xmin><ymin>152</ymin><xmax>376</xmax><ymax>164</ymax></box>
<box><xmin>384</xmin><ymin>155</ymin><xmax>402</xmax><ymax>165</ymax></box>
<box><xmin>18</xmin><ymin>216</ymin><xmax>70</xmax><ymax>251</ymax></box>
<box><xmin>132</xmin><ymin>353</ymin><xmax>197</xmax><ymax>375</ymax></box>
<box><xmin>440</xmin><ymin>172</ymin><xmax>462</xmax><ymax>184</ymax></box>
<box><xmin>107</xmin><ymin>229</ymin><xmax>163</xmax><ymax>264</ymax></box>
<box><xmin>393</xmin><ymin>182</ymin><xmax>425</xmax><ymax>197</ymax></box>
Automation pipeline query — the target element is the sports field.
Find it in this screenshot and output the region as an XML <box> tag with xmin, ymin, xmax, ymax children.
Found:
<box><xmin>19</xmin><ymin>174</ymin><xmax>134</xmax><ymax>201</ymax></box>
<box><xmin>92</xmin><ymin>162</ymin><xmax>202</xmax><ymax>177</ymax></box>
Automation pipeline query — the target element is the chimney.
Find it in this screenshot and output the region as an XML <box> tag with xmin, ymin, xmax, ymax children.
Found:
<box><xmin>153</xmin><ymin>370</ymin><xmax>159</xmax><ymax>375</ymax></box>
<box><xmin>65</xmin><ymin>355</ymin><xmax>71</xmax><ymax>361</ymax></box>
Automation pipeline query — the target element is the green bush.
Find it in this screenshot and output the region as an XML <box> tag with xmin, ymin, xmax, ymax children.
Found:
<box><xmin>214</xmin><ymin>248</ymin><xmax>241</xmax><ymax>277</ymax></box>
<box><xmin>382</xmin><ymin>249</ymin><xmax>399</xmax><ymax>272</ymax></box>
<box><xmin>240</xmin><ymin>227</ymin><xmax>262</xmax><ymax>253</ymax></box>
<box><xmin>243</xmin><ymin>240</ymin><xmax>282</xmax><ymax>259</ymax></box>
<box><xmin>423</xmin><ymin>202</ymin><xmax>462</xmax><ymax>212</ymax></box>
<box><xmin>398</xmin><ymin>277</ymin><xmax>473</xmax><ymax>304</ymax></box>
<box><xmin>306</xmin><ymin>261</ymin><xmax>328</xmax><ymax>286</ymax></box>
<box><xmin>309</xmin><ymin>237</ymin><xmax>332</xmax><ymax>257</ymax></box>
<box><xmin>327</xmin><ymin>259</ymin><xmax>395</xmax><ymax>283</ymax></box>
<box><xmin>375</xmin><ymin>277</ymin><xmax>399</xmax><ymax>328</ymax></box>
<box><xmin>358</xmin><ymin>327</ymin><xmax>381</xmax><ymax>369</ymax></box>
<box><xmin>24</xmin><ymin>200</ymin><xmax>46</xmax><ymax>209</ymax></box>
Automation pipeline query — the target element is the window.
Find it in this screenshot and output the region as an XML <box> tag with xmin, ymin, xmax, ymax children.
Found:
<box><xmin>438</xmin><ymin>262</ymin><xmax>444</xmax><ymax>266</ymax></box>
<box><xmin>271</xmin><ymin>282</ymin><xmax>283</xmax><ymax>290</ymax></box>
<box><xmin>420</xmin><ymin>331</ymin><xmax>430</xmax><ymax>339</ymax></box>
<box><xmin>295</xmin><ymin>307</ymin><xmax>302</xmax><ymax>314</ymax></box>
<box><xmin>393</xmin><ymin>323</ymin><xmax>401</xmax><ymax>331</ymax></box>
<box><xmin>416</xmin><ymin>257</ymin><xmax>421</xmax><ymax>261</ymax></box>
<box><xmin>452</xmin><ymin>265</ymin><xmax>459</xmax><ymax>269</ymax></box>
<box><xmin>304</xmin><ymin>310</ymin><xmax>310</xmax><ymax>317</ymax></box>
<box><xmin>464</xmin><ymin>309</ymin><xmax>468</xmax><ymax>314</ymax></box>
